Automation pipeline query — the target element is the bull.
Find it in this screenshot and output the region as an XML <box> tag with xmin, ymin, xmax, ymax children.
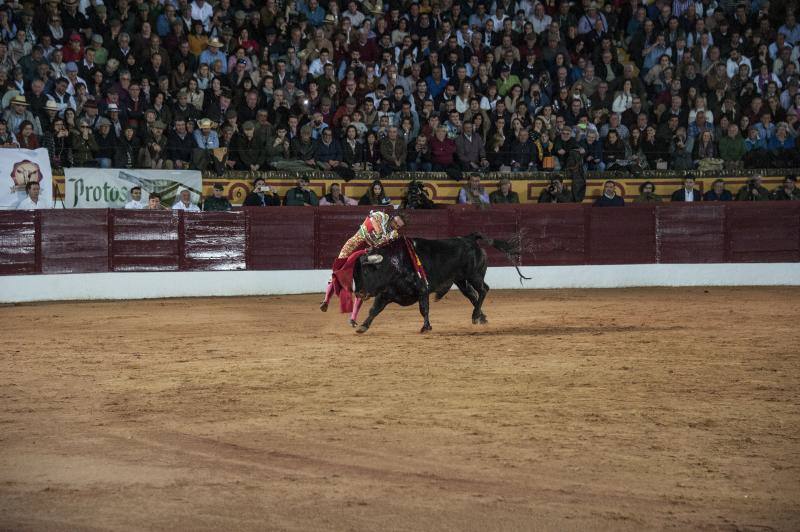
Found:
<box><xmin>352</xmin><ymin>233</ymin><xmax>529</xmax><ymax>334</ymax></box>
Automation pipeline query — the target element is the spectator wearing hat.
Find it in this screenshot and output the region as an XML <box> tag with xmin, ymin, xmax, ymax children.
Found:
<box><xmin>94</xmin><ymin>117</ymin><xmax>117</xmax><ymax>168</ymax></box>
<box><xmin>203</xmin><ymin>183</ymin><xmax>233</xmax><ymax>211</ymax></box>
<box><xmin>4</xmin><ymin>95</ymin><xmax>42</xmax><ymax>136</ymax></box>
<box><xmin>172</xmin><ymin>188</ymin><xmax>200</xmax><ymax>211</ymax></box>
<box><xmin>40</xmin><ymin>100</ymin><xmax>61</xmax><ymax>132</ymax></box>
<box><xmin>199</xmin><ymin>37</ymin><xmax>228</xmax><ymax>74</ymax></box>
<box><xmin>139</xmin><ymin>120</ymin><xmax>169</xmax><ymax>168</ymax></box>
<box><xmin>71</xmin><ymin>118</ymin><xmax>99</xmax><ymax>166</ymax></box>
<box><xmin>231</xmin><ymin>121</ymin><xmax>266</xmax><ymax>171</ymax></box>
<box><xmin>62</xmin><ymin>33</ymin><xmax>84</xmax><ymax>63</ymax></box>
<box><xmin>192</xmin><ymin>117</ymin><xmax>220</xmax><ymax>170</ymax></box>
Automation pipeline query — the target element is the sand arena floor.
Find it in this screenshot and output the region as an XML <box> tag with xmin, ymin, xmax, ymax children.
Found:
<box><xmin>0</xmin><ymin>287</ymin><xmax>799</xmax><ymax>531</ymax></box>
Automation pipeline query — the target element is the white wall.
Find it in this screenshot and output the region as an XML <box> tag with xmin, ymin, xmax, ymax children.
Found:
<box><xmin>1</xmin><ymin>264</ymin><xmax>798</xmax><ymax>303</ymax></box>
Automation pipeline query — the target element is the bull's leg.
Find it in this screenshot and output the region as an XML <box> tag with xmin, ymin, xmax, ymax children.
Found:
<box><xmin>454</xmin><ymin>280</ymin><xmax>482</xmax><ymax>323</ymax></box>
<box><xmin>355</xmin><ymin>294</ymin><xmax>390</xmax><ymax>334</ymax></box>
<box><xmin>470</xmin><ymin>279</ymin><xmax>490</xmax><ymax>325</ymax></box>
<box><xmin>418</xmin><ymin>291</ymin><xmax>432</xmax><ymax>333</ymax></box>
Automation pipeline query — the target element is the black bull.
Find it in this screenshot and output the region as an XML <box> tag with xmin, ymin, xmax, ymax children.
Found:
<box><xmin>352</xmin><ymin>233</ymin><xmax>529</xmax><ymax>334</ymax></box>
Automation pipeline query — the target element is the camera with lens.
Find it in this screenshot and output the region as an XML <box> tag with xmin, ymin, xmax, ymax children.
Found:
<box><xmin>401</xmin><ymin>180</ymin><xmax>435</xmax><ymax>209</ymax></box>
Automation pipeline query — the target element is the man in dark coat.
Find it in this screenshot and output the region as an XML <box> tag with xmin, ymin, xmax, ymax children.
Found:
<box><xmin>670</xmin><ymin>174</ymin><xmax>703</xmax><ymax>202</ymax></box>
<box><xmin>243</xmin><ymin>177</ymin><xmax>281</xmax><ymax>206</ymax></box>
<box><xmin>772</xmin><ymin>176</ymin><xmax>800</xmax><ymax>201</ymax></box>
<box><xmin>594</xmin><ymin>180</ymin><xmax>625</xmax><ymax>206</ymax></box>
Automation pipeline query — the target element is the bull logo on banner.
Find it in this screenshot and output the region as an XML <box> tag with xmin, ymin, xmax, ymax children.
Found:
<box><xmin>0</xmin><ymin>148</ymin><xmax>53</xmax><ymax>209</ymax></box>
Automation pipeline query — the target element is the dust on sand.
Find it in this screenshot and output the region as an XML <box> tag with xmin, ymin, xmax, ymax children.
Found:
<box><xmin>1</xmin><ymin>288</ymin><xmax>799</xmax><ymax>531</ymax></box>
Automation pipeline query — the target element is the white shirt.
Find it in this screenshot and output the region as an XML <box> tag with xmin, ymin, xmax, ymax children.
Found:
<box><xmin>16</xmin><ymin>196</ymin><xmax>43</xmax><ymax>210</ymax></box>
<box><xmin>684</xmin><ymin>188</ymin><xmax>695</xmax><ymax>202</ymax></box>
<box><xmin>125</xmin><ymin>199</ymin><xmax>147</xmax><ymax>209</ymax></box>
<box><xmin>191</xmin><ymin>0</ymin><xmax>214</xmax><ymax>30</ymax></box>
<box><xmin>172</xmin><ymin>201</ymin><xmax>200</xmax><ymax>211</ymax></box>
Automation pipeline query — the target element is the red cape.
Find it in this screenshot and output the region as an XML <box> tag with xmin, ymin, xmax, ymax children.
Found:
<box><xmin>330</xmin><ymin>250</ymin><xmax>367</xmax><ymax>313</ymax></box>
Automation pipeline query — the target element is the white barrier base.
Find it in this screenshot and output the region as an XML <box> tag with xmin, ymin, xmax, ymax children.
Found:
<box><xmin>1</xmin><ymin>264</ymin><xmax>798</xmax><ymax>303</ymax></box>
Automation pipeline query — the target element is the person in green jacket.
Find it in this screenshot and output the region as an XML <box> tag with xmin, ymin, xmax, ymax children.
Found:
<box><xmin>496</xmin><ymin>65</ymin><xmax>521</xmax><ymax>97</ymax></box>
<box><xmin>490</xmin><ymin>177</ymin><xmax>520</xmax><ymax>203</ymax></box>
<box><xmin>71</xmin><ymin>119</ymin><xmax>99</xmax><ymax>166</ymax></box>
<box><xmin>284</xmin><ymin>176</ymin><xmax>319</xmax><ymax>206</ymax></box>
<box><xmin>202</xmin><ymin>183</ymin><xmax>232</xmax><ymax>211</ymax></box>
<box><xmin>718</xmin><ymin>124</ymin><xmax>746</xmax><ymax>164</ymax></box>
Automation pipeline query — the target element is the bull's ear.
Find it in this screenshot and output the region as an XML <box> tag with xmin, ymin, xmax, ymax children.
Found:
<box><xmin>366</xmin><ymin>254</ymin><xmax>383</xmax><ymax>265</ymax></box>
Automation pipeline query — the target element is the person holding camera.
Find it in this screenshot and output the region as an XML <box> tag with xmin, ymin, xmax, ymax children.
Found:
<box><xmin>537</xmin><ymin>177</ymin><xmax>573</xmax><ymax>203</ymax></box>
<box><xmin>401</xmin><ymin>180</ymin><xmax>436</xmax><ymax>209</ymax></box>
<box><xmin>243</xmin><ymin>177</ymin><xmax>281</xmax><ymax>206</ymax></box>
<box><xmin>736</xmin><ymin>175</ymin><xmax>771</xmax><ymax>201</ymax></box>
<box><xmin>670</xmin><ymin>128</ymin><xmax>693</xmax><ymax>171</ymax></box>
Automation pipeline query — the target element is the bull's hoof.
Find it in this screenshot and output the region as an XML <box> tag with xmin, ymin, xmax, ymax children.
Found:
<box><xmin>472</xmin><ymin>315</ymin><xmax>488</xmax><ymax>325</ymax></box>
<box><xmin>420</xmin><ymin>325</ymin><xmax>432</xmax><ymax>334</ymax></box>
<box><xmin>319</xmin><ymin>301</ymin><xmax>328</xmax><ymax>312</ymax></box>
<box><xmin>349</xmin><ymin>319</ymin><xmax>358</xmax><ymax>327</ymax></box>
<box><xmin>355</xmin><ymin>325</ymin><xmax>368</xmax><ymax>334</ymax></box>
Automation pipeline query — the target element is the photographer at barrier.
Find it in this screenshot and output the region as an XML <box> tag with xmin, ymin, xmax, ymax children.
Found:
<box><xmin>401</xmin><ymin>180</ymin><xmax>436</xmax><ymax>209</ymax></box>
<box><xmin>736</xmin><ymin>175</ymin><xmax>771</xmax><ymax>202</ymax></box>
<box><xmin>538</xmin><ymin>176</ymin><xmax>575</xmax><ymax>204</ymax></box>
<box><xmin>243</xmin><ymin>177</ymin><xmax>281</xmax><ymax>207</ymax></box>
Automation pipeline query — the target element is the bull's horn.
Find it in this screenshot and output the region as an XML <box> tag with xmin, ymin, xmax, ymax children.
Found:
<box><xmin>366</xmin><ymin>254</ymin><xmax>383</xmax><ymax>264</ymax></box>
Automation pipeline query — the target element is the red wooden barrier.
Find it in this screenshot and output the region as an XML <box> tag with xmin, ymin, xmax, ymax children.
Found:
<box><xmin>657</xmin><ymin>204</ymin><xmax>726</xmax><ymax>263</ymax></box>
<box><xmin>184</xmin><ymin>211</ymin><xmax>246</xmax><ymax>271</ymax></box>
<box><xmin>0</xmin><ymin>204</ymin><xmax>798</xmax><ymax>276</ymax></box>
<box><xmin>247</xmin><ymin>207</ymin><xmax>315</xmax><ymax>270</ymax></box>
<box><xmin>111</xmin><ymin>210</ymin><xmax>180</xmax><ymax>271</ymax></box>
<box><xmin>40</xmin><ymin>210</ymin><xmax>108</xmax><ymax>273</ymax></box>
<box><xmin>0</xmin><ymin>210</ymin><xmax>36</xmax><ymax>274</ymax></box>
<box><xmin>518</xmin><ymin>204</ymin><xmax>586</xmax><ymax>265</ymax></box>
<box><xmin>587</xmin><ymin>205</ymin><xmax>657</xmax><ymax>265</ymax></box>
<box><xmin>725</xmin><ymin>203</ymin><xmax>800</xmax><ymax>263</ymax></box>
<box><xmin>448</xmin><ymin>205</ymin><xmax>519</xmax><ymax>266</ymax></box>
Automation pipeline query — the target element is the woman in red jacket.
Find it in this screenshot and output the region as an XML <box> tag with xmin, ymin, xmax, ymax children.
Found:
<box><xmin>428</xmin><ymin>125</ymin><xmax>456</xmax><ymax>171</ymax></box>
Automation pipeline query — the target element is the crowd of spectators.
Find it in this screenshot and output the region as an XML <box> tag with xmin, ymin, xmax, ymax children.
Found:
<box><xmin>1</xmin><ymin>0</ymin><xmax>799</xmax><ymax>176</ymax></box>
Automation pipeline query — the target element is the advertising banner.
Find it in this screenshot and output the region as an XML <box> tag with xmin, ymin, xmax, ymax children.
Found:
<box><xmin>64</xmin><ymin>168</ymin><xmax>203</xmax><ymax>208</ymax></box>
<box><xmin>0</xmin><ymin>148</ymin><xmax>53</xmax><ymax>209</ymax></box>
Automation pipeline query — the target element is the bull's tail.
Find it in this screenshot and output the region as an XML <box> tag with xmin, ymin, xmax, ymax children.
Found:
<box><xmin>470</xmin><ymin>233</ymin><xmax>532</xmax><ymax>284</ymax></box>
